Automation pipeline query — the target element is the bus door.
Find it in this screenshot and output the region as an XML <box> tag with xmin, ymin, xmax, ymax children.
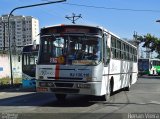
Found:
<box><xmin>103</xmin><ymin>33</ymin><xmax>111</xmax><ymax>93</ymax></box>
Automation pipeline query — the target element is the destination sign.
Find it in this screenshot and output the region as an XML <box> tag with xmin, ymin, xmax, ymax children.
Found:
<box><xmin>64</xmin><ymin>28</ymin><xmax>90</xmax><ymax>33</ymax></box>
<box><xmin>41</xmin><ymin>25</ymin><xmax>102</xmax><ymax>35</ymax></box>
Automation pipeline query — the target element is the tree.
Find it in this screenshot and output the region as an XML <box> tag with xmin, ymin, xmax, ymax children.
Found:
<box><xmin>137</xmin><ymin>33</ymin><xmax>160</xmax><ymax>57</ymax></box>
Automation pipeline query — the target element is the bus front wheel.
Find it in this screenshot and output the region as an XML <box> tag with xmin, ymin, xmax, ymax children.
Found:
<box><xmin>125</xmin><ymin>77</ymin><xmax>132</xmax><ymax>91</ymax></box>
<box><xmin>103</xmin><ymin>80</ymin><xmax>113</xmax><ymax>102</ymax></box>
<box><xmin>55</xmin><ymin>94</ymin><xmax>66</xmax><ymax>101</ymax></box>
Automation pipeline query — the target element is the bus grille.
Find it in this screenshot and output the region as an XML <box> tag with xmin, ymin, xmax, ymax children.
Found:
<box><xmin>47</xmin><ymin>77</ymin><xmax>83</xmax><ymax>80</ymax></box>
<box><xmin>55</xmin><ymin>83</ymin><xmax>74</xmax><ymax>88</ymax></box>
<box><xmin>51</xmin><ymin>88</ymin><xmax>79</xmax><ymax>93</ymax></box>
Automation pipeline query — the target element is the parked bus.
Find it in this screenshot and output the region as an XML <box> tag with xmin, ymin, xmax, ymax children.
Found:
<box><xmin>22</xmin><ymin>44</ymin><xmax>39</xmax><ymax>87</ymax></box>
<box><xmin>36</xmin><ymin>24</ymin><xmax>138</xmax><ymax>101</ymax></box>
<box><xmin>138</xmin><ymin>58</ymin><xmax>160</xmax><ymax>76</ymax></box>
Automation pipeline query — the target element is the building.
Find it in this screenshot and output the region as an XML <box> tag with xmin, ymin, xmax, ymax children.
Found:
<box><xmin>0</xmin><ymin>14</ymin><xmax>39</xmax><ymax>54</ymax></box>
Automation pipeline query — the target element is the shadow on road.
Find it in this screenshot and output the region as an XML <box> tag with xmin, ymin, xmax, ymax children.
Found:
<box><xmin>43</xmin><ymin>95</ymin><xmax>95</xmax><ymax>107</ymax></box>
<box><xmin>44</xmin><ymin>88</ymin><xmax>131</xmax><ymax>107</ymax></box>
<box><xmin>0</xmin><ymin>93</ymin><xmax>52</xmax><ymax>106</ymax></box>
<box><xmin>2</xmin><ymin>82</ymin><xmax>158</xmax><ymax>108</ymax></box>
<box><xmin>0</xmin><ymin>87</ymin><xmax>36</xmax><ymax>93</ymax></box>
<box><xmin>0</xmin><ymin>91</ymin><xmax>95</xmax><ymax>107</ymax></box>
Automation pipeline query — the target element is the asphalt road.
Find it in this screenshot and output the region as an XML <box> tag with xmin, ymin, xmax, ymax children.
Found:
<box><xmin>0</xmin><ymin>77</ymin><xmax>160</xmax><ymax>119</ymax></box>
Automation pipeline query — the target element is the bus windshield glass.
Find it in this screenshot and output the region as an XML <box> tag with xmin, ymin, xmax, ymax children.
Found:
<box><xmin>22</xmin><ymin>51</ymin><xmax>38</xmax><ymax>77</ymax></box>
<box><xmin>38</xmin><ymin>35</ymin><xmax>102</xmax><ymax>65</ymax></box>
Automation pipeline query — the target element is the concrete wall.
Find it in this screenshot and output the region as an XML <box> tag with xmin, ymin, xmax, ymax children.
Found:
<box><xmin>0</xmin><ymin>54</ymin><xmax>10</xmax><ymax>78</ymax></box>
<box><xmin>0</xmin><ymin>54</ymin><xmax>22</xmax><ymax>79</ymax></box>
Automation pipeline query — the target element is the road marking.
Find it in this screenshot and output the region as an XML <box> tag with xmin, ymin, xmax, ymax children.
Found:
<box><xmin>149</xmin><ymin>101</ymin><xmax>160</xmax><ymax>104</ymax></box>
<box><xmin>128</xmin><ymin>91</ymin><xmax>160</xmax><ymax>94</ymax></box>
<box><xmin>0</xmin><ymin>92</ymin><xmax>5</xmax><ymax>95</ymax></box>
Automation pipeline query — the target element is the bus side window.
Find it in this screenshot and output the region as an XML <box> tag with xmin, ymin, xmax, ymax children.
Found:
<box><xmin>106</xmin><ymin>46</ymin><xmax>110</xmax><ymax>65</ymax></box>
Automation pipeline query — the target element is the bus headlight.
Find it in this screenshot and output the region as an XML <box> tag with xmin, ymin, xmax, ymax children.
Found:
<box><xmin>39</xmin><ymin>82</ymin><xmax>46</xmax><ymax>87</ymax></box>
<box><xmin>39</xmin><ymin>82</ymin><xmax>55</xmax><ymax>87</ymax></box>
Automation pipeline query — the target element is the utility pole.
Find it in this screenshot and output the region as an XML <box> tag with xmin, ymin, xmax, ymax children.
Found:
<box><xmin>65</xmin><ymin>13</ymin><xmax>82</xmax><ymax>24</ymax></box>
<box><xmin>133</xmin><ymin>31</ymin><xmax>139</xmax><ymax>58</ymax></box>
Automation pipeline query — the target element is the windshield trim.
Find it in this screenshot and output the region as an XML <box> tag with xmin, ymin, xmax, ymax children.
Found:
<box><xmin>41</xmin><ymin>34</ymin><xmax>102</xmax><ymax>38</ymax></box>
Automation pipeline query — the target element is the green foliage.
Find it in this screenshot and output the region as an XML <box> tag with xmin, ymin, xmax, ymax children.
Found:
<box><xmin>0</xmin><ymin>77</ymin><xmax>10</xmax><ymax>85</ymax></box>
<box><xmin>137</xmin><ymin>33</ymin><xmax>160</xmax><ymax>54</ymax></box>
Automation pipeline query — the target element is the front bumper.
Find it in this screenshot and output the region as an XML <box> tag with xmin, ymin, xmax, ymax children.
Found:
<box><xmin>36</xmin><ymin>80</ymin><xmax>102</xmax><ymax>96</ymax></box>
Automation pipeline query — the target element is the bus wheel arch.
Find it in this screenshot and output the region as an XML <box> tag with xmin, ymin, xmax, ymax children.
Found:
<box><xmin>102</xmin><ymin>76</ymin><xmax>114</xmax><ymax>102</ymax></box>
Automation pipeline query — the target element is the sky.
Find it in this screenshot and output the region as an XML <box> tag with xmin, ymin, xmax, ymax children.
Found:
<box><xmin>1</xmin><ymin>0</ymin><xmax>160</xmax><ymax>40</ymax></box>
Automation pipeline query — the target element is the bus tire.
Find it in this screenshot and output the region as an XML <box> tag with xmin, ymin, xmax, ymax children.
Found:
<box><xmin>125</xmin><ymin>76</ymin><xmax>132</xmax><ymax>91</ymax></box>
<box><xmin>103</xmin><ymin>79</ymin><xmax>113</xmax><ymax>102</ymax></box>
<box><xmin>55</xmin><ymin>94</ymin><xmax>66</xmax><ymax>101</ymax></box>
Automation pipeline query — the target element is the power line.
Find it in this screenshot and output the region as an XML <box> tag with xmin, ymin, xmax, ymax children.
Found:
<box><xmin>42</xmin><ymin>0</ymin><xmax>160</xmax><ymax>13</ymax></box>
<box><xmin>63</xmin><ymin>3</ymin><xmax>160</xmax><ymax>13</ymax></box>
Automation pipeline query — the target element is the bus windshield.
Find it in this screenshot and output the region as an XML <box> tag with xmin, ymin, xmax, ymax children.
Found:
<box><xmin>138</xmin><ymin>59</ymin><xmax>149</xmax><ymax>71</ymax></box>
<box><xmin>38</xmin><ymin>35</ymin><xmax>102</xmax><ymax>65</ymax></box>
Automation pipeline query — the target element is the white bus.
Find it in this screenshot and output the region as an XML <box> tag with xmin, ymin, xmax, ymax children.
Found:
<box><xmin>36</xmin><ymin>24</ymin><xmax>138</xmax><ymax>101</ymax></box>
<box><xmin>22</xmin><ymin>44</ymin><xmax>39</xmax><ymax>87</ymax></box>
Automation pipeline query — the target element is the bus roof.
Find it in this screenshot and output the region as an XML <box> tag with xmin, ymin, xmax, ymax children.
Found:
<box><xmin>41</xmin><ymin>24</ymin><xmax>137</xmax><ymax>49</ymax></box>
<box><xmin>22</xmin><ymin>44</ymin><xmax>39</xmax><ymax>52</ymax></box>
<box><xmin>41</xmin><ymin>24</ymin><xmax>105</xmax><ymax>31</ymax></box>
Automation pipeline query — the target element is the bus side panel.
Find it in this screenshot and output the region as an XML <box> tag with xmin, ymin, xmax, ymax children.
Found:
<box><xmin>101</xmin><ymin>66</ymin><xmax>109</xmax><ymax>95</ymax></box>
<box><xmin>109</xmin><ymin>59</ymin><xmax>122</xmax><ymax>92</ymax></box>
<box><xmin>109</xmin><ymin>59</ymin><xmax>138</xmax><ymax>92</ymax></box>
